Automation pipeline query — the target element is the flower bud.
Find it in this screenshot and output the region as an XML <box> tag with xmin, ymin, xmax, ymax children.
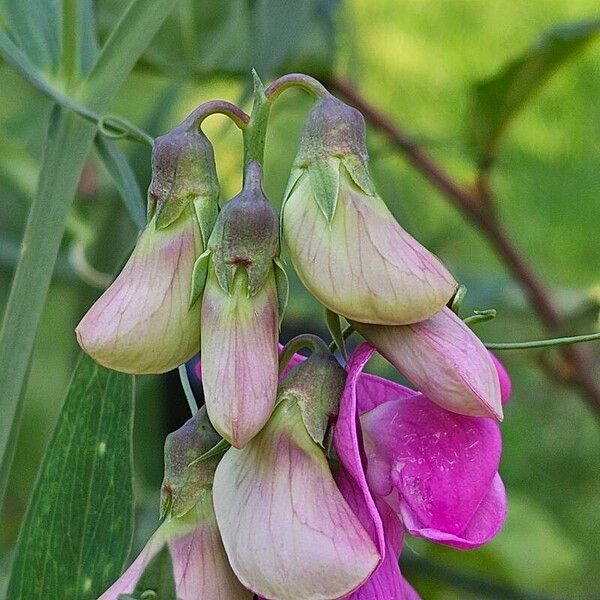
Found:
<box><xmin>282</xmin><ymin>96</ymin><xmax>457</xmax><ymax>325</ymax></box>
<box><xmin>353</xmin><ymin>307</ymin><xmax>503</xmax><ymax>420</ymax></box>
<box><xmin>161</xmin><ymin>407</ymin><xmax>221</xmax><ymax>519</ymax></box>
<box><xmin>199</xmin><ymin>162</ymin><xmax>284</xmax><ymax>448</ymax></box>
<box><xmin>213</xmin><ymin>389</ymin><xmax>379</xmax><ymax>599</ymax></box>
<box><xmin>100</xmin><ymin>411</ymin><xmax>251</xmax><ymax>600</ymax></box>
<box><xmin>148</xmin><ymin>123</ymin><xmax>220</xmax><ymax>233</ymax></box>
<box><xmin>76</xmin><ymin>122</ymin><xmax>220</xmax><ymax>374</ymax></box>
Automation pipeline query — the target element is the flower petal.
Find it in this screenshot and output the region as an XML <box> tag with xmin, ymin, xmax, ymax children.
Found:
<box><xmin>490</xmin><ymin>353</ymin><xmax>512</xmax><ymax>404</ymax></box>
<box><xmin>100</xmin><ymin>492</ymin><xmax>250</xmax><ymax>600</ymax></box>
<box><xmin>76</xmin><ymin>208</ymin><xmax>202</xmax><ymax>374</ymax></box>
<box><xmin>333</xmin><ymin>343</ymin><xmax>386</xmax><ymax>557</ymax></box>
<box><xmin>213</xmin><ymin>398</ymin><xmax>379</xmax><ymax>600</ymax></box>
<box><xmin>354</xmin><ymin>307</ymin><xmax>503</xmax><ymax>420</ymax></box>
<box><xmin>283</xmin><ymin>170</ymin><xmax>457</xmax><ymax>326</ymax></box>
<box><xmin>343</xmin><ymin>493</ymin><xmax>420</xmax><ymax>600</ymax></box>
<box><xmin>201</xmin><ymin>266</ymin><xmax>278</xmax><ymax>448</ymax></box>
<box><xmin>400</xmin><ymin>473</ymin><xmax>507</xmax><ymax>549</ymax></box>
<box><xmin>360</xmin><ymin>393</ymin><xmax>502</xmax><ymax>541</ymax></box>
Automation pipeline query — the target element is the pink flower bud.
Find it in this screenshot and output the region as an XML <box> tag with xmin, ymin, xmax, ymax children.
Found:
<box><xmin>353</xmin><ymin>307</ymin><xmax>503</xmax><ymax>420</ymax></box>
<box><xmin>282</xmin><ymin>97</ymin><xmax>457</xmax><ymax>326</ymax></box>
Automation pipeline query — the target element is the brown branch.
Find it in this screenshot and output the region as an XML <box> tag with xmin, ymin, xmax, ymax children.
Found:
<box><xmin>329</xmin><ymin>76</ymin><xmax>600</xmax><ymax>416</ymax></box>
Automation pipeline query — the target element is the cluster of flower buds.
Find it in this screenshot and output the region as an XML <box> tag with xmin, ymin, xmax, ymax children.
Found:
<box><xmin>79</xmin><ymin>73</ymin><xmax>509</xmax><ymax>599</ymax></box>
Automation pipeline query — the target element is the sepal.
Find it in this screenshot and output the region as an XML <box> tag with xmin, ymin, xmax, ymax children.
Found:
<box><xmin>208</xmin><ymin>161</ymin><xmax>279</xmax><ymax>296</ymax></box>
<box><xmin>148</xmin><ymin>124</ymin><xmax>219</xmax><ymax>230</ymax></box>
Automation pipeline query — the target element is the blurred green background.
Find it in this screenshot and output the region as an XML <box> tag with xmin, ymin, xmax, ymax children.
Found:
<box><xmin>1</xmin><ymin>0</ymin><xmax>599</xmax><ymax>598</ymax></box>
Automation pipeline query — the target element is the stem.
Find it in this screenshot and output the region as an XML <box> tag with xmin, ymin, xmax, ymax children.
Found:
<box><xmin>178</xmin><ymin>364</ymin><xmax>198</xmax><ymax>415</ymax></box>
<box><xmin>329</xmin><ymin>76</ymin><xmax>600</xmax><ymax>416</ymax></box>
<box><xmin>279</xmin><ymin>334</ymin><xmax>331</xmax><ymax>373</ymax></box>
<box><xmin>486</xmin><ymin>331</ymin><xmax>600</xmax><ymax>350</ymax></box>
<box><xmin>265</xmin><ymin>73</ymin><xmax>332</xmax><ymax>102</ymax></box>
<box><xmin>183</xmin><ymin>100</ymin><xmax>250</xmax><ymax>131</ymax></box>
<box><xmin>243</xmin><ymin>71</ymin><xmax>271</xmax><ymax>169</ymax></box>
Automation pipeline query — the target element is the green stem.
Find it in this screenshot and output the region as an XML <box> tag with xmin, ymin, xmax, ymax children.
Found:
<box><xmin>178</xmin><ymin>364</ymin><xmax>198</xmax><ymax>415</ymax></box>
<box><xmin>279</xmin><ymin>334</ymin><xmax>331</xmax><ymax>373</ymax></box>
<box><xmin>183</xmin><ymin>100</ymin><xmax>249</xmax><ymax>131</ymax></box>
<box><xmin>485</xmin><ymin>331</ymin><xmax>600</xmax><ymax>350</ymax></box>
<box><xmin>243</xmin><ymin>71</ymin><xmax>271</xmax><ymax>169</ymax></box>
<box><xmin>265</xmin><ymin>72</ymin><xmax>332</xmax><ymax>102</ymax></box>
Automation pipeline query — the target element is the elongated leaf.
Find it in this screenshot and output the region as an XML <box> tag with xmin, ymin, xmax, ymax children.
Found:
<box><xmin>469</xmin><ymin>18</ymin><xmax>600</xmax><ymax>165</ymax></box>
<box><xmin>95</xmin><ymin>135</ymin><xmax>146</xmax><ymax>230</ymax></box>
<box><xmin>252</xmin><ymin>0</ymin><xmax>315</xmax><ymax>76</ymax></box>
<box><xmin>0</xmin><ymin>108</ymin><xmax>97</xmax><ymax>504</ymax></box>
<box><xmin>3</xmin><ymin>0</ymin><xmax>60</xmax><ymax>69</ymax></box>
<box><xmin>7</xmin><ymin>354</ymin><xmax>135</xmax><ymax>600</ymax></box>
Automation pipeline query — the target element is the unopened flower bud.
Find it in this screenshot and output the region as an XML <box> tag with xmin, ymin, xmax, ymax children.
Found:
<box><xmin>213</xmin><ymin>364</ymin><xmax>378</xmax><ymax>600</ymax></box>
<box><xmin>282</xmin><ymin>96</ymin><xmax>457</xmax><ymax>325</ymax></box>
<box><xmin>161</xmin><ymin>407</ymin><xmax>221</xmax><ymax>519</ymax></box>
<box><xmin>76</xmin><ymin>122</ymin><xmax>220</xmax><ymax>374</ymax></box>
<box><xmin>101</xmin><ymin>410</ymin><xmax>251</xmax><ymax>600</ymax></box>
<box><xmin>198</xmin><ymin>162</ymin><xmax>286</xmax><ymax>448</ymax></box>
<box><xmin>353</xmin><ymin>307</ymin><xmax>503</xmax><ymax>420</ymax></box>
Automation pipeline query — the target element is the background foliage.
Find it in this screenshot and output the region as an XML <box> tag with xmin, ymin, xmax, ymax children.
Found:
<box><xmin>0</xmin><ymin>0</ymin><xmax>599</xmax><ymax>598</ymax></box>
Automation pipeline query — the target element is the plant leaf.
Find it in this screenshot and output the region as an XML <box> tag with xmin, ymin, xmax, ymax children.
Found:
<box><xmin>252</xmin><ymin>0</ymin><xmax>316</xmax><ymax>76</ymax></box>
<box><xmin>469</xmin><ymin>18</ymin><xmax>600</xmax><ymax>165</ymax></box>
<box><xmin>3</xmin><ymin>0</ymin><xmax>61</xmax><ymax>69</ymax></box>
<box><xmin>7</xmin><ymin>354</ymin><xmax>135</xmax><ymax>600</ymax></box>
<box><xmin>95</xmin><ymin>135</ymin><xmax>146</xmax><ymax>230</ymax></box>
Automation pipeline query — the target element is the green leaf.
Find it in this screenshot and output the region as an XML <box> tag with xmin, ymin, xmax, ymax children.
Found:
<box><xmin>7</xmin><ymin>354</ymin><xmax>135</xmax><ymax>599</ymax></box>
<box><xmin>252</xmin><ymin>0</ymin><xmax>316</xmax><ymax>76</ymax></box>
<box><xmin>121</xmin><ymin>546</ymin><xmax>178</xmax><ymax>600</ymax></box>
<box><xmin>0</xmin><ymin>107</ymin><xmax>97</xmax><ymax>504</ymax></box>
<box><xmin>3</xmin><ymin>0</ymin><xmax>60</xmax><ymax>69</ymax></box>
<box><xmin>469</xmin><ymin>18</ymin><xmax>600</xmax><ymax>165</ymax></box>
<box><xmin>95</xmin><ymin>135</ymin><xmax>146</xmax><ymax>230</ymax></box>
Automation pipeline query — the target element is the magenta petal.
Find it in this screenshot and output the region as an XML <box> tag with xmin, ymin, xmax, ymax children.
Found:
<box><xmin>334</xmin><ymin>343</ymin><xmax>386</xmax><ymax>556</ymax></box>
<box><xmin>355</xmin><ymin>370</ymin><xmax>419</xmax><ymax>415</ymax></box>
<box><xmin>360</xmin><ymin>393</ymin><xmax>502</xmax><ymax>540</ymax></box>
<box><xmin>401</xmin><ymin>473</ymin><xmax>507</xmax><ymax>549</ymax></box>
<box><xmin>344</xmin><ymin>498</ymin><xmax>421</xmax><ymax>600</ymax></box>
<box><xmin>490</xmin><ymin>353</ymin><xmax>512</xmax><ymax>404</ymax></box>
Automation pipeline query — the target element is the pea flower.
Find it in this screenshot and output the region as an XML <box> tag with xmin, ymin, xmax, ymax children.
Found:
<box><xmin>195</xmin><ymin>161</ymin><xmax>287</xmax><ymax>448</ymax></box>
<box><xmin>100</xmin><ymin>408</ymin><xmax>251</xmax><ymax>600</ymax></box>
<box><xmin>76</xmin><ymin>121</ymin><xmax>219</xmax><ymax>374</ymax></box>
<box><xmin>213</xmin><ymin>351</ymin><xmax>382</xmax><ymax>600</ymax></box>
<box><xmin>282</xmin><ymin>95</ymin><xmax>457</xmax><ymax>326</ymax></box>
<box><xmin>338</xmin><ymin>343</ymin><xmax>507</xmax><ymax>558</ymax></box>
<box><xmin>353</xmin><ymin>307</ymin><xmax>504</xmax><ymax>420</ymax></box>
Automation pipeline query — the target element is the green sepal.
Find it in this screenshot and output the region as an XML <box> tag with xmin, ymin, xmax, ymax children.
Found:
<box><xmin>274</xmin><ymin>258</ymin><xmax>289</xmax><ymax>328</ymax></box>
<box><xmin>194</xmin><ymin>193</ymin><xmax>219</xmax><ymax>248</ymax></box>
<box><xmin>308</xmin><ymin>157</ymin><xmax>340</xmax><ymax>224</ymax></box>
<box><xmin>278</xmin><ymin>354</ymin><xmax>347</xmax><ymax>447</ymax></box>
<box><xmin>189</xmin><ymin>249</ymin><xmax>211</xmax><ymax>308</ymax></box>
<box><xmin>119</xmin><ymin>546</ymin><xmax>179</xmax><ymax>600</ymax></box>
<box><xmin>325</xmin><ymin>308</ymin><xmax>347</xmax><ymax>360</ymax></box>
<box><xmin>342</xmin><ymin>155</ymin><xmax>376</xmax><ymax>196</ymax></box>
<box><xmin>161</xmin><ymin>407</ymin><xmax>221</xmax><ymax>520</ymax></box>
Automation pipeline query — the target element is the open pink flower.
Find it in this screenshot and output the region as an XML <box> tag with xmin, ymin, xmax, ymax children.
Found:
<box><xmin>339</xmin><ymin>343</ymin><xmax>507</xmax><ymax>555</ymax></box>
